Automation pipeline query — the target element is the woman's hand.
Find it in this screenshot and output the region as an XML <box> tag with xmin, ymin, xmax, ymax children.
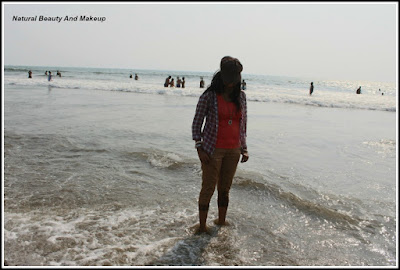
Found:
<box><xmin>241</xmin><ymin>152</ymin><xmax>249</xmax><ymax>163</ymax></box>
<box><xmin>197</xmin><ymin>147</ymin><xmax>210</xmax><ymax>164</ymax></box>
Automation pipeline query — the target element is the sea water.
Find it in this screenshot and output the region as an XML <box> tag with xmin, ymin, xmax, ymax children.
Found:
<box><xmin>3</xmin><ymin>66</ymin><xmax>397</xmax><ymax>266</ymax></box>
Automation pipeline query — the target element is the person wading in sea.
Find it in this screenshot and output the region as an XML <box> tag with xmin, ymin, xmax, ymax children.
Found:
<box><xmin>192</xmin><ymin>56</ymin><xmax>249</xmax><ymax>234</ymax></box>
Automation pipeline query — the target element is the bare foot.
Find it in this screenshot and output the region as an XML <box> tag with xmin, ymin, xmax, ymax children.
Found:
<box><xmin>213</xmin><ymin>218</ymin><xmax>230</xmax><ymax>226</ymax></box>
<box><xmin>192</xmin><ymin>224</ymin><xmax>212</xmax><ymax>235</ymax></box>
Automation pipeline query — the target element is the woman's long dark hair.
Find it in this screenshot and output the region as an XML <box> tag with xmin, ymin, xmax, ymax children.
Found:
<box><xmin>205</xmin><ymin>71</ymin><xmax>241</xmax><ymax>111</ymax></box>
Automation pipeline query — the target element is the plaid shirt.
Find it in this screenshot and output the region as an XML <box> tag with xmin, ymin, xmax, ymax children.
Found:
<box><xmin>192</xmin><ymin>90</ymin><xmax>247</xmax><ymax>156</ymax></box>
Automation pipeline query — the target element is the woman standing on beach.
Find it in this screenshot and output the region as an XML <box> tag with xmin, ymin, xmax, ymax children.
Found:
<box><xmin>192</xmin><ymin>56</ymin><xmax>249</xmax><ymax>233</ymax></box>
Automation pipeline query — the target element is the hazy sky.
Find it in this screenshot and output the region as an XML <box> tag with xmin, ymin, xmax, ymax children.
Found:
<box><xmin>3</xmin><ymin>2</ymin><xmax>398</xmax><ymax>82</ymax></box>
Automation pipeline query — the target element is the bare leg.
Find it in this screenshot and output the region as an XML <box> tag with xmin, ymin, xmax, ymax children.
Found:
<box><xmin>199</xmin><ymin>210</ymin><xmax>208</xmax><ymax>232</ymax></box>
<box><xmin>193</xmin><ymin>210</ymin><xmax>212</xmax><ymax>234</ymax></box>
<box><xmin>214</xmin><ymin>206</ymin><xmax>230</xmax><ymax>226</ymax></box>
<box><xmin>218</xmin><ymin>206</ymin><xmax>228</xmax><ymax>225</ymax></box>
<box><xmin>214</xmin><ymin>149</ymin><xmax>240</xmax><ymax>226</ymax></box>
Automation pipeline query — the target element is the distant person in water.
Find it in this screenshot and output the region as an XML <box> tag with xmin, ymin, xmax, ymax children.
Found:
<box><xmin>169</xmin><ymin>78</ymin><xmax>175</xmax><ymax>87</ymax></box>
<box><xmin>182</xmin><ymin>77</ymin><xmax>186</xmax><ymax>88</ymax></box>
<box><xmin>45</xmin><ymin>71</ymin><xmax>48</xmax><ymax>76</ymax></box>
<box><xmin>135</xmin><ymin>74</ymin><xmax>139</xmax><ymax>80</ymax></box>
<box><xmin>48</xmin><ymin>71</ymin><xmax>52</xmax><ymax>81</ymax></box>
<box><xmin>309</xmin><ymin>82</ymin><xmax>314</xmax><ymax>96</ymax></box>
<box><xmin>56</xmin><ymin>71</ymin><xmax>61</xmax><ymax>77</ymax></box>
<box><xmin>164</xmin><ymin>76</ymin><xmax>171</xmax><ymax>87</ymax></box>
<box><xmin>28</xmin><ymin>70</ymin><xmax>32</xmax><ymax>78</ymax></box>
<box><xmin>241</xmin><ymin>79</ymin><xmax>247</xmax><ymax>90</ymax></box>
<box><xmin>200</xmin><ymin>77</ymin><xmax>205</xmax><ymax>88</ymax></box>
<box><xmin>356</xmin><ymin>86</ymin><xmax>361</xmax><ymax>94</ymax></box>
<box><xmin>130</xmin><ymin>74</ymin><xmax>133</xmax><ymax>79</ymax></box>
<box><xmin>177</xmin><ymin>77</ymin><xmax>182</xmax><ymax>88</ymax></box>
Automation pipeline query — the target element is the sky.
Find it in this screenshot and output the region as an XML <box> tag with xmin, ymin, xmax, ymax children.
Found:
<box><xmin>2</xmin><ymin>2</ymin><xmax>398</xmax><ymax>82</ymax></box>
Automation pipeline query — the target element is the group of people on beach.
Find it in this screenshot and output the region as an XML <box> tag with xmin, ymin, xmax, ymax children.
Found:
<box><xmin>164</xmin><ymin>76</ymin><xmax>186</xmax><ymax>88</ymax></box>
<box><xmin>28</xmin><ymin>70</ymin><xmax>61</xmax><ymax>81</ymax></box>
<box><xmin>26</xmin><ymin>70</ymin><xmax>383</xmax><ymax>96</ymax></box>
<box><xmin>45</xmin><ymin>71</ymin><xmax>61</xmax><ymax>81</ymax></box>
<box><xmin>130</xmin><ymin>74</ymin><xmax>139</xmax><ymax>80</ymax></box>
<box><xmin>44</xmin><ymin>70</ymin><xmax>61</xmax><ymax>78</ymax></box>
<box><xmin>164</xmin><ymin>75</ymin><xmax>247</xmax><ymax>90</ymax></box>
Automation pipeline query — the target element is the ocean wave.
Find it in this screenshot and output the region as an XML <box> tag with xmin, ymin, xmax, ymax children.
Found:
<box><xmin>118</xmin><ymin>148</ymin><xmax>197</xmax><ymax>170</ymax></box>
<box><xmin>144</xmin><ymin>150</ymin><xmax>193</xmax><ymax>169</ymax></box>
<box><xmin>5</xmin><ymin>66</ymin><xmax>67</xmax><ymax>74</ymax></box>
<box><xmin>233</xmin><ymin>176</ymin><xmax>362</xmax><ymax>226</ymax></box>
<box><xmin>247</xmin><ymin>96</ymin><xmax>396</xmax><ymax>112</ymax></box>
<box><xmin>146</xmin><ymin>152</ymin><xmax>184</xmax><ymax>169</ymax></box>
<box><xmin>3</xmin><ymin>207</ymin><xmax>198</xmax><ymax>266</ymax></box>
<box><xmin>233</xmin><ymin>172</ymin><xmax>395</xmax><ymax>241</ymax></box>
<box><xmin>5</xmin><ymin>67</ymin><xmax>30</xmax><ymax>72</ymax></box>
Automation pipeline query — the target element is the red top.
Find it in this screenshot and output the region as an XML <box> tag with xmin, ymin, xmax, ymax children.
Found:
<box><xmin>215</xmin><ymin>94</ymin><xmax>242</xmax><ymax>149</ymax></box>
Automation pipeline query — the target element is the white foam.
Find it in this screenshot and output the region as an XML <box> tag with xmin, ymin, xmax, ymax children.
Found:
<box><xmin>147</xmin><ymin>151</ymin><xmax>185</xmax><ymax>169</ymax></box>
<box><xmin>362</xmin><ymin>139</ymin><xmax>396</xmax><ymax>156</ymax></box>
<box><xmin>4</xmin><ymin>208</ymin><xmax>199</xmax><ymax>266</ymax></box>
